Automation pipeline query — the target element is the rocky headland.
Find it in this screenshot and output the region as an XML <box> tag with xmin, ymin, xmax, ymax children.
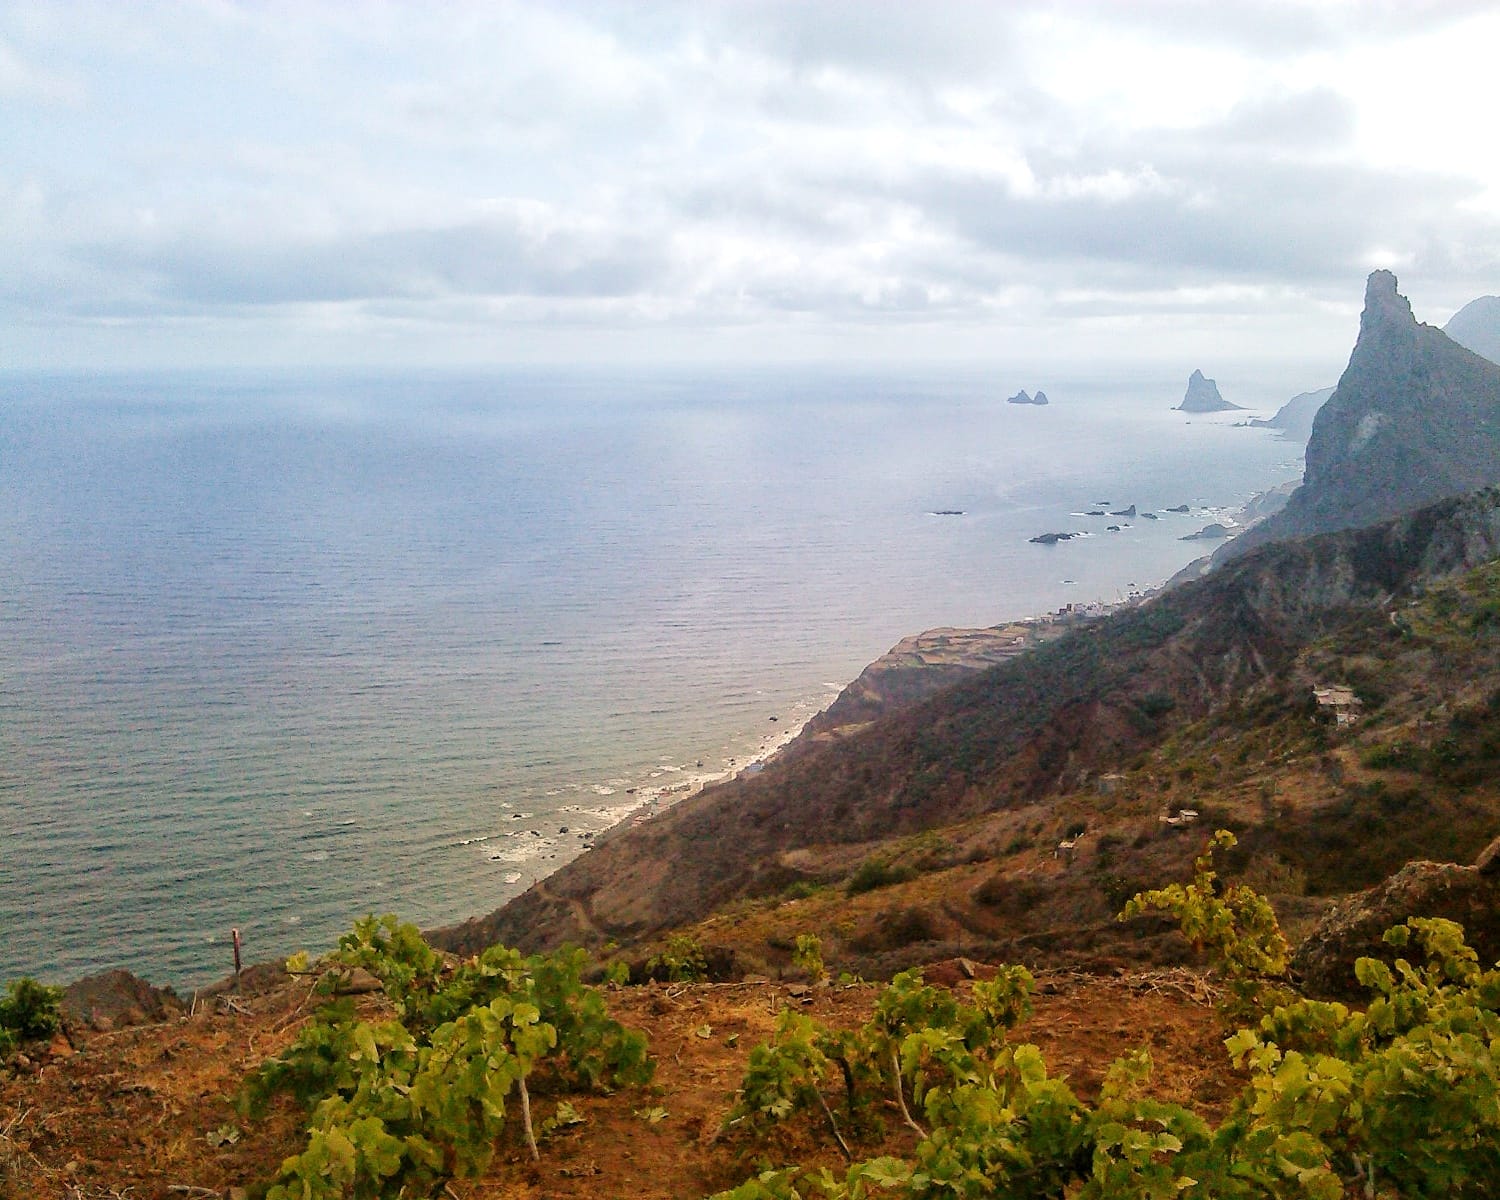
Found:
<box><xmin>1248</xmin><ymin>385</ymin><xmax>1335</xmax><ymax>442</ymax></box>
<box><xmin>1223</xmin><ymin>270</ymin><xmax>1500</xmax><ymax>563</ymax></box>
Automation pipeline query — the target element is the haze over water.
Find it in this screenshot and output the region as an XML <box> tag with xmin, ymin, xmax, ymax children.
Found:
<box><xmin>0</xmin><ymin>368</ymin><xmax>1301</xmax><ymax>987</ymax></box>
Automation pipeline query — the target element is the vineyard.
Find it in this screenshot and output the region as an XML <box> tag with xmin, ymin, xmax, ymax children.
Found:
<box><xmin>6</xmin><ymin>832</ymin><xmax>1497</xmax><ymax>1198</ymax></box>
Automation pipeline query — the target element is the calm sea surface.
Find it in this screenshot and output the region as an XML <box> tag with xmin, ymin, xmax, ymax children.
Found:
<box><xmin>0</xmin><ymin>368</ymin><xmax>1303</xmax><ymax>987</ymax></box>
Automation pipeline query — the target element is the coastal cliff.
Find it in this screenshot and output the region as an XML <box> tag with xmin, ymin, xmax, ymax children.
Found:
<box><xmin>1224</xmin><ymin>271</ymin><xmax>1500</xmax><ymax>561</ymax></box>
<box><xmin>437</xmin><ymin>486</ymin><xmax>1500</xmax><ymax>957</ymax></box>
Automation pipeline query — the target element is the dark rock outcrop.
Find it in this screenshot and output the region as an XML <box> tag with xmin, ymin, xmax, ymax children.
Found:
<box><xmin>62</xmin><ymin>969</ymin><xmax>184</xmax><ymax>1032</ymax></box>
<box><xmin>1291</xmin><ymin>861</ymin><xmax>1500</xmax><ymax>999</ymax></box>
<box><xmin>1224</xmin><ymin>271</ymin><xmax>1500</xmax><ymax>563</ymax></box>
<box><xmin>1175</xmin><ymin>369</ymin><xmax>1240</xmax><ymax>413</ymax></box>
<box><xmin>1180</xmin><ymin>523</ymin><xmax>1230</xmax><ymax>541</ymax></box>
<box><xmin>1249</xmin><ymin>386</ymin><xmax>1335</xmax><ymax>443</ymax></box>
<box><xmin>1444</xmin><ymin>294</ymin><xmax>1500</xmax><ymax>365</ymax></box>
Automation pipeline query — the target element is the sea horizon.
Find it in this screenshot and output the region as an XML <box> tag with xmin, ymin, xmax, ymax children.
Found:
<box><xmin>1</xmin><ymin>365</ymin><xmax>1307</xmax><ymax>989</ymax></box>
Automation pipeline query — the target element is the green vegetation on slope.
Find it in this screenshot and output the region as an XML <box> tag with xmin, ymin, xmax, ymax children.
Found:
<box><xmin>710</xmin><ymin>834</ymin><xmax>1500</xmax><ymax>1200</ymax></box>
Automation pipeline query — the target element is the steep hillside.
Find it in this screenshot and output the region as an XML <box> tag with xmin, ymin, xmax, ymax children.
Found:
<box><xmin>1225</xmin><ymin>271</ymin><xmax>1500</xmax><ymax>561</ymax></box>
<box><xmin>439</xmin><ymin>488</ymin><xmax>1500</xmax><ymax>959</ymax></box>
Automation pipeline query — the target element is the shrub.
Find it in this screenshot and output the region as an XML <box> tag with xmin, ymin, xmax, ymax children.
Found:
<box><xmin>845</xmin><ymin>857</ymin><xmax>917</xmax><ymax>896</ymax></box>
<box><xmin>792</xmin><ymin>935</ymin><xmax>827</xmax><ymax>985</ymax></box>
<box><xmin>0</xmin><ymin>977</ymin><xmax>63</xmax><ymax>1050</ymax></box>
<box><xmin>1136</xmin><ymin>692</ymin><xmax>1177</xmax><ymax>719</ymax></box>
<box><xmin>646</xmin><ymin>935</ymin><xmax>708</xmax><ymax>983</ymax></box>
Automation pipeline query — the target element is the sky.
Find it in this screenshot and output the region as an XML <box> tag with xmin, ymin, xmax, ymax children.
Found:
<box><xmin>3</xmin><ymin>0</ymin><xmax>1500</xmax><ymax>383</ymax></box>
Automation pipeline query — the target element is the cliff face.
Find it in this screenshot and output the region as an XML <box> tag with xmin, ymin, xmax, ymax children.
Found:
<box><xmin>1224</xmin><ymin>272</ymin><xmax>1500</xmax><ymax>562</ymax></box>
<box><xmin>436</xmin><ymin>488</ymin><xmax>1500</xmax><ymax>957</ymax></box>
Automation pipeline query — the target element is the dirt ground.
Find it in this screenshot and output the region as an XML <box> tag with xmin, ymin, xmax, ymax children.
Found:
<box><xmin>0</xmin><ymin>963</ymin><xmax>1238</xmax><ymax>1200</ymax></box>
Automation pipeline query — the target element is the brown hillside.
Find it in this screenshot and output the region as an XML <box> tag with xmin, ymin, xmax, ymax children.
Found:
<box><xmin>437</xmin><ymin>488</ymin><xmax>1500</xmax><ymax>960</ymax></box>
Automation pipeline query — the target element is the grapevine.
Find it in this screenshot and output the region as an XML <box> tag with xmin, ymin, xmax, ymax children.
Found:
<box><xmin>242</xmin><ymin>915</ymin><xmax>653</xmax><ymax>1199</ymax></box>
<box><xmin>710</xmin><ymin>832</ymin><xmax>1500</xmax><ymax>1199</ymax></box>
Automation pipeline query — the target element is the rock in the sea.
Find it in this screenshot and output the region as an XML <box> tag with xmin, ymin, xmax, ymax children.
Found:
<box><xmin>1032</xmin><ymin>390</ymin><xmax>1049</xmax><ymax>405</ymax></box>
<box><xmin>1175</xmin><ymin>369</ymin><xmax>1241</xmax><ymax>413</ymax></box>
<box><xmin>1110</xmin><ymin>504</ymin><xmax>1136</xmax><ymax>518</ymax></box>
<box><xmin>1165</xmin><ymin>504</ymin><xmax>1191</xmax><ymax>513</ymax></box>
<box><xmin>1291</xmin><ymin>861</ymin><xmax>1500</xmax><ymax>999</ymax></box>
<box><xmin>1007</xmin><ymin>389</ymin><xmax>1047</xmax><ymax>405</ymax></box>
<box><xmin>1029</xmin><ymin>531</ymin><xmax>1077</xmax><ymax>544</ymax></box>
<box><xmin>1180</xmin><ymin>523</ymin><xmax>1230</xmax><ymax>541</ymax></box>
<box><xmin>62</xmin><ymin>969</ymin><xmax>184</xmax><ymax>1031</ymax></box>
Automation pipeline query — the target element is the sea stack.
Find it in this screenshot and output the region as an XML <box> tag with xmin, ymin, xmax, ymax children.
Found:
<box><xmin>1175</xmin><ymin>369</ymin><xmax>1240</xmax><ymax>413</ymax></box>
<box><xmin>1007</xmin><ymin>389</ymin><xmax>1048</xmax><ymax>405</ymax></box>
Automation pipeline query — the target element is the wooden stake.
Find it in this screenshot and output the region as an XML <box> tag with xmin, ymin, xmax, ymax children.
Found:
<box><xmin>232</xmin><ymin>927</ymin><xmax>243</xmax><ymax>990</ymax></box>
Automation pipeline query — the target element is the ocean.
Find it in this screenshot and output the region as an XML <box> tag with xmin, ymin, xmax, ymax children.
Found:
<box><xmin>0</xmin><ymin>367</ymin><xmax>1303</xmax><ymax>988</ymax></box>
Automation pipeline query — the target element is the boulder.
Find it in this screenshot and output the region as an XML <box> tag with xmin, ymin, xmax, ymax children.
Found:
<box><xmin>1290</xmin><ymin>861</ymin><xmax>1500</xmax><ymax>999</ymax></box>
<box><xmin>62</xmin><ymin>969</ymin><xmax>184</xmax><ymax>1032</ymax></box>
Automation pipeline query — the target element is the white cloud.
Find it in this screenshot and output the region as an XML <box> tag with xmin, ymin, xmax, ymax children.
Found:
<box><xmin>0</xmin><ymin>35</ymin><xmax>84</xmax><ymax>105</ymax></box>
<box><xmin>0</xmin><ymin>1</ymin><xmax>1497</xmax><ymax>368</ymax></box>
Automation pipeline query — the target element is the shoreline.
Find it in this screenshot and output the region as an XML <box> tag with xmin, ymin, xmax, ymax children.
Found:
<box><xmin>26</xmin><ymin>474</ymin><xmax>1303</xmax><ymax>994</ymax></box>
<box><xmin>585</xmin><ymin>693</ymin><xmax>834</xmax><ymax>847</ymax></box>
<box><xmin>586</xmin><ymin>475</ymin><xmax>1300</xmax><ymax>842</ymax></box>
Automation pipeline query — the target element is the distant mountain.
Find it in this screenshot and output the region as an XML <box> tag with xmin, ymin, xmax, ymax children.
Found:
<box><xmin>1444</xmin><ymin>294</ymin><xmax>1500</xmax><ymax>364</ymax></box>
<box><xmin>1175</xmin><ymin>369</ymin><xmax>1241</xmax><ymax>412</ymax></box>
<box><xmin>1249</xmin><ymin>385</ymin><xmax>1335</xmax><ymax>443</ymax></box>
<box><xmin>1007</xmin><ymin>389</ymin><xmax>1048</xmax><ymax>406</ymax></box>
<box><xmin>1223</xmin><ymin>270</ymin><xmax>1500</xmax><ymax>562</ymax></box>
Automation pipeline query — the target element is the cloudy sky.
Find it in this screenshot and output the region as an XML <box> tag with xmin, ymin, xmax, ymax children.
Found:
<box><xmin>4</xmin><ymin>1</ymin><xmax>1499</xmax><ymax>379</ymax></box>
